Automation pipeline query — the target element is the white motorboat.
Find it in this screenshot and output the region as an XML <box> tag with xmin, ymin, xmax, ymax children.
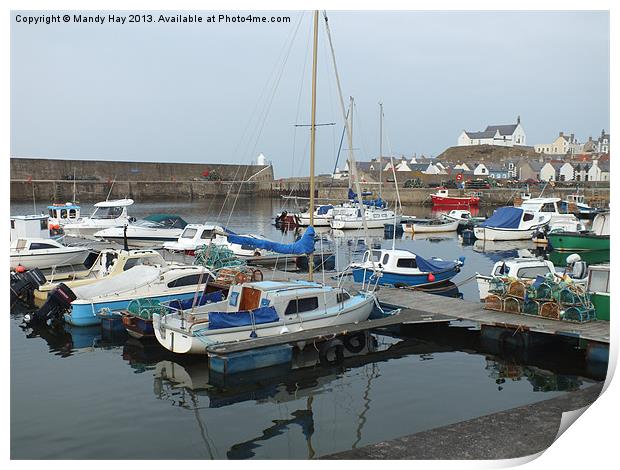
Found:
<box><xmin>163</xmin><ymin>223</ymin><xmax>269</xmax><ymax>257</ymax></box>
<box><xmin>65</xmin><ymin>264</ymin><xmax>215</xmax><ymax>326</ymax></box>
<box><xmin>519</xmin><ymin>197</ymin><xmax>580</xmax><ymax>226</ymax></box>
<box><xmin>63</xmin><ymin>198</ymin><xmax>135</xmax><ymax>239</ymax></box>
<box><xmin>10</xmin><ymin>237</ymin><xmax>90</xmax><ymax>270</ymax></box>
<box><xmin>35</xmin><ymin>249</ymin><xmax>171</xmax><ymax>300</ymax></box>
<box><xmin>47</xmin><ymin>203</ymin><xmax>81</xmax><ymax>228</ymax></box>
<box><xmin>94</xmin><ymin>214</ymin><xmax>188</xmax><ymax>248</ymax></box>
<box><xmin>330</xmin><ymin>206</ymin><xmax>400</xmax><ymax>229</ymax></box>
<box><xmin>402</xmin><ymin>218</ymin><xmax>459</xmax><ymax>233</ymax></box>
<box><xmin>153</xmin><ymin>280</ymin><xmax>375</xmax><ymax>354</ymax></box>
<box><xmin>474</xmin><ymin>207</ymin><xmax>551</xmax><ymax>241</ymax></box>
<box><xmin>441</xmin><ymin>210</ymin><xmax>486</xmax><ymax>226</ymax></box>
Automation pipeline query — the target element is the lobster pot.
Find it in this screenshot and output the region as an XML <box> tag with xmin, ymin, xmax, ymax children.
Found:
<box><xmin>540</xmin><ymin>302</ymin><xmax>561</xmax><ymax>320</ymax></box>
<box><xmin>523</xmin><ymin>299</ymin><xmax>540</xmax><ymax>316</ymax></box>
<box><xmin>563</xmin><ymin>306</ymin><xmax>596</xmax><ymax>323</ymax></box>
<box><xmin>127</xmin><ymin>298</ymin><xmax>167</xmax><ymax>320</ymax></box>
<box><xmin>503</xmin><ymin>297</ymin><xmax>522</xmax><ymax>314</ymax></box>
<box><xmin>535</xmin><ymin>283</ymin><xmax>554</xmax><ymax>301</ymax></box>
<box><xmin>557</xmin><ymin>288</ymin><xmax>581</xmax><ymax>306</ymax></box>
<box><xmin>489</xmin><ymin>278</ymin><xmax>507</xmax><ymax>295</ymax></box>
<box><xmin>484</xmin><ymin>294</ymin><xmax>504</xmax><ymax>312</ymax></box>
<box><xmin>507</xmin><ymin>281</ymin><xmax>527</xmax><ymax>299</ymax></box>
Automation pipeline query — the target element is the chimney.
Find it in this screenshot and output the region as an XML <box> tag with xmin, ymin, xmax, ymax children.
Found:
<box><xmin>570</xmin><ymin>133</ymin><xmax>574</xmax><ymax>141</ymax></box>
<box><xmin>559</xmin><ymin>131</ymin><xmax>564</xmax><ymax>137</ymax></box>
<box><xmin>517</xmin><ymin>115</ymin><xmax>521</xmax><ymax>124</ymax></box>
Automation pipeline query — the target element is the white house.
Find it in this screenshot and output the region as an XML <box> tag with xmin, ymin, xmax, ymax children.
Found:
<box><xmin>457</xmin><ymin>117</ymin><xmax>526</xmax><ymax>147</ymax></box>
<box><xmin>587</xmin><ymin>160</ymin><xmax>609</xmax><ymax>182</ymax></box>
<box><xmin>453</xmin><ymin>163</ymin><xmax>472</xmax><ymax>171</ymax></box>
<box><xmin>535</xmin><ymin>132</ymin><xmax>580</xmax><ymax>155</ymax></box>
<box><xmin>472</xmin><ymin>163</ymin><xmax>489</xmax><ymax>176</ymax></box>
<box><xmin>559</xmin><ymin>162</ymin><xmax>575</xmax><ymax>181</ymax></box>
<box><xmin>539</xmin><ymin>162</ymin><xmax>565</xmax><ymax>181</ymax></box>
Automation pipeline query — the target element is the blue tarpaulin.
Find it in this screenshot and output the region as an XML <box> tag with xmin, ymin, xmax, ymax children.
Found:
<box><xmin>415</xmin><ymin>254</ymin><xmax>462</xmax><ymax>273</ymax></box>
<box><xmin>168</xmin><ymin>290</ymin><xmax>224</xmax><ymax>311</ymax></box>
<box><xmin>347</xmin><ymin>188</ymin><xmax>386</xmax><ymax>208</ymax></box>
<box><xmin>227</xmin><ymin>227</ymin><xmax>316</xmax><ymax>254</ymax></box>
<box><xmin>208</xmin><ymin>306</ymin><xmax>280</xmax><ymax>330</ymax></box>
<box><xmin>479</xmin><ymin>207</ymin><xmax>523</xmax><ymax>229</ymax></box>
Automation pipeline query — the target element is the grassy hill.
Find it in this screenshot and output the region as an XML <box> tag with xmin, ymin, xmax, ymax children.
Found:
<box><xmin>436</xmin><ymin>145</ymin><xmax>540</xmax><ymax>163</ymax></box>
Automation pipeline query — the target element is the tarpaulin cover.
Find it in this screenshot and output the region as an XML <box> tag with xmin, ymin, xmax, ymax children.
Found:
<box><xmin>208</xmin><ymin>306</ymin><xmax>280</xmax><ymax>330</ymax></box>
<box><xmin>227</xmin><ymin>226</ymin><xmax>316</xmax><ymax>254</ymax></box>
<box><xmin>168</xmin><ymin>290</ymin><xmax>224</xmax><ymax>311</ymax></box>
<box><xmin>479</xmin><ymin>207</ymin><xmax>523</xmax><ymax>229</ymax></box>
<box><xmin>347</xmin><ymin>189</ymin><xmax>386</xmax><ymax>208</ymax></box>
<box><xmin>317</xmin><ymin>205</ymin><xmax>333</xmax><ymax>215</ymax></box>
<box><xmin>415</xmin><ymin>254</ymin><xmax>460</xmax><ymax>273</ymax></box>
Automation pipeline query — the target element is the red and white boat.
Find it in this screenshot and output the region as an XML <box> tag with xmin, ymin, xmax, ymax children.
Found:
<box><xmin>430</xmin><ymin>188</ymin><xmax>480</xmax><ymax>206</ymax></box>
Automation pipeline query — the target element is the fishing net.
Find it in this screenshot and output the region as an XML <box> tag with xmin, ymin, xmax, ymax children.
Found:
<box><xmin>503</xmin><ymin>297</ymin><xmax>522</xmax><ymax>314</ymax></box>
<box><xmin>127</xmin><ymin>298</ymin><xmax>168</xmax><ymax>320</ymax></box>
<box><xmin>563</xmin><ymin>306</ymin><xmax>596</xmax><ymax>323</ymax></box>
<box><xmin>523</xmin><ymin>299</ymin><xmax>540</xmax><ymax>316</ymax></box>
<box><xmin>194</xmin><ymin>245</ymin><xmax>246</xmax><ymax>270</ymax></box>
<box><xmin>484</xmin><ymin>294</ymin><xmax>503</xmax><ymax>311</ymax></box>
<box><xmin>539</xmin><ymin>302</ymin><xmax>561</xmax><ymax>320</ymax></box>
<box><xmin>506</xmin><ymin>281</ymin><xmax>527</xmax><ymax>299</ymax></box>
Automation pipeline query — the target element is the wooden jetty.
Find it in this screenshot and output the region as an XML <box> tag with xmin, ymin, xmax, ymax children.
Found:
<box><xmin>206</xmin><ymin>270</ymin><xmax>609</xmax><ymax>361</ymax></box>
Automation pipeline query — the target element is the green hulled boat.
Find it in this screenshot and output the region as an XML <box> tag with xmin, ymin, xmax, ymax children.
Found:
<box><xmin>547</xmin><ymin>211</ymin><xmax>610</xmax><ymax>252</ymax></box>
<box><xmin>547</xmin><ymin>249</ymin><xmax>610</xmax><ymax>267</ymax></box>
<box><xmin>587</xmin><ymin>265</ymin><xmax>610</xmax><ymax>321</ymax></box>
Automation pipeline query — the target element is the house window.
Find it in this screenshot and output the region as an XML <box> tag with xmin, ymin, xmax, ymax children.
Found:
<box><xmin>285</xmin><ymin>297</ymin><xmax>319</xmax><ymax>315</ymax></box>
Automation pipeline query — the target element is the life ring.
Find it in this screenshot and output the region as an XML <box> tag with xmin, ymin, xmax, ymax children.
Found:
<box><xmin>342</xmin><ymin>332</ymin><xmax>366</xmax><ymax>353</ymax></box>
<box><xmin>251</xmin><ymin>269</ymin><xmax>264</xmax><ymax>282</ymax></box>
<box><xmin>318</xmin><ymin>339</ymin><xmax>344</xmax><ymax>366</ymax></box>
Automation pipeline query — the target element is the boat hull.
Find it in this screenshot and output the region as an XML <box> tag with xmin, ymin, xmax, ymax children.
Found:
<box><xmin>95</xmin><ymin>235</ymin><xmax>180</xmax><ymax>248</ymax></box>
<box><xmin>431</xmin><ymin>195</ymin><xmax>479</xmax><ymax>206</ymax></box>
<box><xmin>547</xmin><ymin>232</ymin><xmax>610</xmax><ymax>252</ymax></box>
<box><xmin>352</xmin><ymin>266</ymin><xmax>459</xmax><ymax>287</ymax></box>
<box><xmin>10</xmin><ymin>249</ymin><xmax>89</xmax><ymax>270</ymax></box>
<box><xmin>153</xmin><ymin>295</ymin><xmax>374</xmax><ymax>355</ymax></box>
<box><xmin>591</xmin><ymin>292</ymin><xmax>610</xmax><ymax>321</ymax></box>
<box><xmin>330</xmin><ymin>216</ymin><xmax>400</xmax><ymax>230</ymax></box>
<box><xmin>65</xmin><ymin>291</ymin><xmax>199</xmax><ymax>327</ymax></box>
<box><xmin>402</xmin><ymin>220</ymin><xmax>459</xmax><ymax>233</ymax></box>
<box><xmin>474</xmin><ymin>225</ymin><xmax>544</xmax><ymax>241</ymax></box>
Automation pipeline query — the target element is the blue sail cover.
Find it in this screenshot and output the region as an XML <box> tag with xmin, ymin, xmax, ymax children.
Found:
<box><xmin>227</xmin><ymin>226</ymin><xmax>316</xmax><ymax>254</ymax></box>
<box><xmin>479</xmin><ymin>207</ymin><xmax>523</xmax><ymax>229</ymax></box>
<box><xmin>415</xmin><ymin>254</ymin><xmax>461</xmax><ymax>273</ymax></box>
<box><xmin>168</xmin><ymin>290</ymin><xmax>224</xmax><ymax>311</ymax></box>
<box><xmin>208</xmin><ymin>306</ymin><xmax>280</xmax><ymax>330</ymax></box>
<box><xmin>347</xmin><ymin>189</ymin><xmax>386</xmax><ymax>208</ymax></box>
<box><xmin>317</xmin><ymin>205</ymin><xmax>333</xmax><ymax>215</ymax></box>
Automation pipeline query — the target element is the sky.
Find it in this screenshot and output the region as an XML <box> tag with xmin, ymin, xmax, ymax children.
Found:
<box><xmin>11</xmin><ymin>10</ymin><xmax>610</xmax><ymax>177</ymax></box>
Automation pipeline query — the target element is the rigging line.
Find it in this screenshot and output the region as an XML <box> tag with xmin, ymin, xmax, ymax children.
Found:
<box><xmin>214</xmin><ymin>13</ymin><xmax>304</xmax><ymax>223</ymax></box>
<box><xmin>226</xmin><ymin>14</ymin><xmax>306</xmax><ymax>227</ymax></box>
<box><xmin>327</xmin><ymin>106</ymin><xmax>350</xmax><ymax>199</ymax></box>
<box><xmin>382</xmin><ymin>115</ymin><xmax>403</xmax><ymax>213</ymax></box>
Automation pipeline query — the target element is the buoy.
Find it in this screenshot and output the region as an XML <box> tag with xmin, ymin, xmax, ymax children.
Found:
<box><xmin>427</xmin><ymin>273</ymin><xmax>435</xmax><ymax>282</ymax></box>
<box><xmin>16</xmin><ymin>265</ymin><xmax>26</xmax><ymax>273</ymax></box>
<box><xmin>53</xmin><ymin>224</ymin><xmax>60</xmax><ymax>230</ymax></box>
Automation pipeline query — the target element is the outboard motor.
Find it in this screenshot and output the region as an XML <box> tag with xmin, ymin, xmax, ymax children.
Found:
<box><xmin>10</xmin><ymin>268</ymin><xmax>46</xmax><ymax>304</ymax></box>
<box><xmin>26</xmin><ymin>283</ymin><xmax>76</xmax><ymax>325</ymax></box>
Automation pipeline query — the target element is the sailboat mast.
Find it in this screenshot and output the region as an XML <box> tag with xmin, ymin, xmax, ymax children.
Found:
<box><xmin>308</xmin><ymin>10</ymin><xmax>319</xmax><ymax>281</ymax></box>
<box><xmin>379</xmin><ymin>102</ymin><xmax>383</xmax><ymax>200</ymax></box>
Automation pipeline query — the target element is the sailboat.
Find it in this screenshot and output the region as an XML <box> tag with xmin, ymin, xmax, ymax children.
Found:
<box><xmin>329</xmin><ymin>99</ymin><xmax>401</xmax><ymax>230</ymax></box>
<box><xmin>152</xmin><ymin>11</ymin><xmax>375</xmax><ymax>354</ymax></box>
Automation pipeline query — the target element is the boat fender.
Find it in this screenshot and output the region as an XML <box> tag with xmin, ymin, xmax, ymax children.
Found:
<box><xmin>15</xmin><ymin>265</ymin><xmax>26</xmax><ymax>273</ymax></box>
<box><xmin>343</xmin><ymin>332</ymin><xmax>366</xmax><ymax>353</ymax></box>
<box><xmin>318</xmin><ymin>339</ymin><xmax>344</xmax><ymax>367</ymax></box>
<box><xmin>427</xmin><ymin>273</ymin><xmax>436</xmax><ymax>282</ymax></box>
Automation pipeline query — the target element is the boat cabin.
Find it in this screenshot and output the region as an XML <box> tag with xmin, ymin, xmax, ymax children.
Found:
<box><xmin>591</xmin><ymin>212</ymin><xmax>610</xmax><ymax>236</ymax></box>
<box><xmin>48</xmin><ymin>203</ymin><xmax>81</xmax><ymax>225</ymax></box>
<box><xmin>490</xmin><ymin>258</ymin><xmax>554</xmax><ymax>279</ymax></box>
<box><xmin>223</xmin><ymin>280</ymin><xmax>348</xmax><ymax>316</ymax></box>
<box><xmin>587</xmin><ymin>265</ymin><xmax>610</xmax><ymax>295</ymax></box>
<box><xmin>435</xmin><ymin>188</ymin><xmax>450</xmax><ymax>197</ymax></box>
<box><xmin>10</xmin><ymin>215</ymin><xmax>50</xmax><ymax>242</ymax></box>
<box><xmin>519</xmin><ymin>197</ymin><xmax>565</xmax><ymax>215</ymax></box>
<box><xmin>446</xmin><ymin>210</ymin><xmax>472</xmax><ymax>220</ymax></box>
<box><xmin>566</xmin><ymin>194</ymin><xmax>586</xmax><ymax>205</ymax></box>
<box><xmin>90</xmin><ymin>198</ymin><xmax>134</xmax><ymax>220</ymax></box>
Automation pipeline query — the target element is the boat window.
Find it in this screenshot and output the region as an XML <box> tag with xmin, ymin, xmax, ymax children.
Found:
<box><xmin>589</xmin><ymin>270</ymin><xmax>609</xmax><ymax>294</ymax></box>
<box><xmin>541</xmin><ymin>203</ymin><xmax>556</xmax><ymax>213</ymax></box>
<box><xmin>382</xmin><ymin>253</ymin><xmax>390</xmax><ymax>264</ymax></box>
<box><xmin>92</xmin><ymin>206</ymin><xmax>123</xmax><ymax>219</ymax></box>
<box><xmin>123</xmin><ymin>258</ymin><xmax>140</xmax><ymax>271</ymax></box>
<box><xmin>285</xmin><ymin>297</ymin><xmax>319</xmax><ymax>315</ymax></box>
<box><xmin>370</xmin><ymin>251</ymin><xmax>381</xmax><ymax>262</ymax></box>
<box><xmin>516</xmin><ymin>266</ymin><xmax>551</xmax><ymax>278</ymax></box>
<box><xmin>49</xmin><ymin>209</ymin><xmax>56</xmax><ymax>217</ymax></box>
<box><xmin>336</xmin><ymin>292</ymin><xmax>350</xmax><ymax>303</ymax></box>
<box><xmin>397</xmin><ymin>258</ymin><xmax>417</xmax><ymax>268</ymax></box>
<box><xmin>29</xmin><ymin>242</ymin><xmax>57</xmax><ymax>250</ymax></box>
<box><xmin>10</xmin><ymin>220</ymin><xmax>14</xmax><ymax>229</ymax></box>
<box><xmin>167</xmin><ymin>273</ymin><xmax>209</xmax><ymax>288</ymax></box>
<box><xmin>40</xmin><ymin>218</ymin><xmax>48</xmax><ymax>230</ymax></box>
<box><xmin>69</xmin><ymin>209</ymin><xmax>77</xmax><ymax>218</ymax></box>
<box><xmin>60</xmin><ymin>209</ymin><xmax>67</xmax><ymax>218</ymax></box>
<box><xmin>181</xmin><ymin>228</ymin><xmax>197</xmax><ymax>239</ymax></box>
<box><xmin>200</xmin><ymin>229</ymin><xmax>215</xmax><ymax>240</ymax></box>
<box><xmin>522</xmin><ymin>212</ymin><xmax>534</xmax><ymax>222</ymax></box>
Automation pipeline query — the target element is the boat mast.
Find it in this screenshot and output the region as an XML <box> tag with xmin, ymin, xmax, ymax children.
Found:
<box><xmin>308</xmin><ymin>10</ymin><xmax>319</xmax><ymax>282</ymax></box>
<box><xmin>379</xmin><ymin>102</ymin><xmax>383</xmax><ymax>201</ymax></box>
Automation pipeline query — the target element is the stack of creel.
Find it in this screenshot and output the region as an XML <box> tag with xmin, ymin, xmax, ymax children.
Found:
<box><xmin>193</xmin><ymin>245</ymin><xmax>246</xmax><ymax>270</ymax></box>
<box><xmin>484</xmin><ymin>273</ymin><xmax>595</xmax><ymax>323</ymax></box>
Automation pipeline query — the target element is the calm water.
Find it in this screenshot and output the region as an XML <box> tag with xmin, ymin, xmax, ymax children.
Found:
<box><xmin>11</xmin><ymin>198</ymin><xmax>604</xmax><ymax>459</ymax></box>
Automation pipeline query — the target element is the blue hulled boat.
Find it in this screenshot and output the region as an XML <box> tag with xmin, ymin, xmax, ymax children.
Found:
<box><xmin>351</xmin><ymin>249</ymin><xmax>464</xmax><ymax>287</ymax></box>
